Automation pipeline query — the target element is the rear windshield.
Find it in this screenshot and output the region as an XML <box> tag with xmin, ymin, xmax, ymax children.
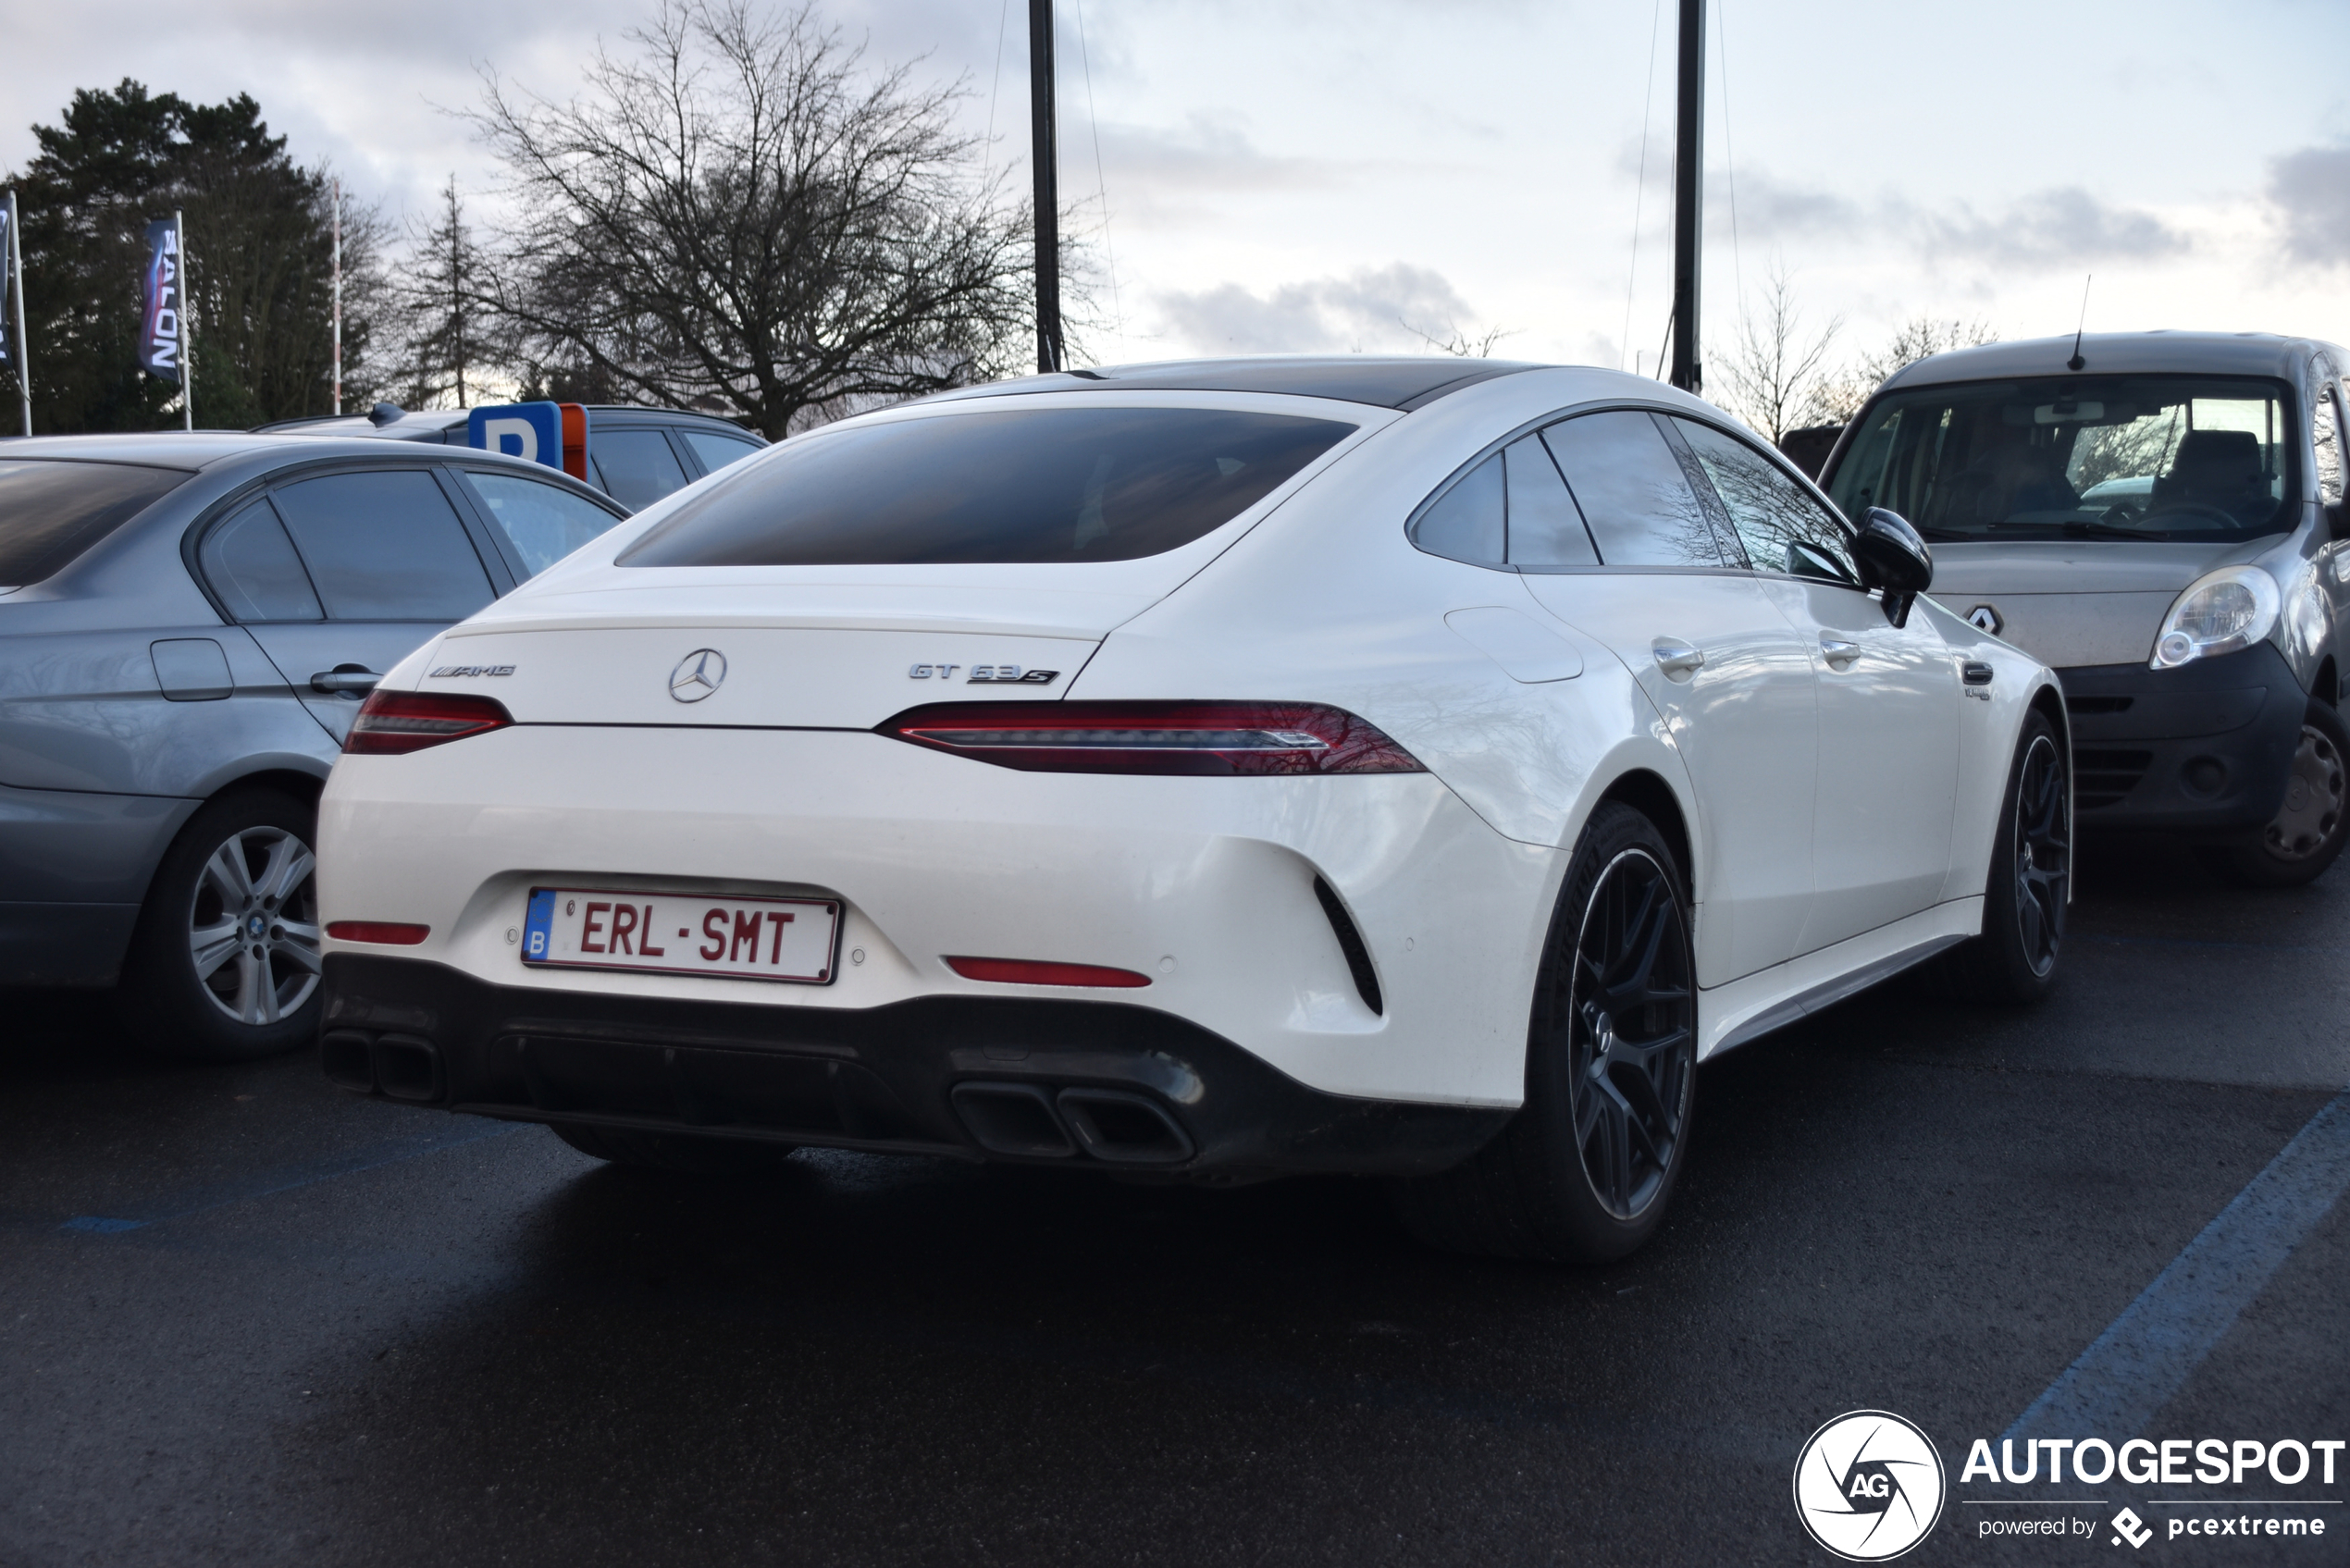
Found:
<box><xmin>618</xmin><ymin>407</ymin><xmax>1356</xmax><ymax>567</ymax></box>
<box><xmin>0</xmin><ymin>460</ymin><xmax>192</xmax><ymax>586</ymax></box>
<box><xmin>1825</xmin><ymin>375</ymin><xmax>2298</xmax><ymax>543</ymax></box>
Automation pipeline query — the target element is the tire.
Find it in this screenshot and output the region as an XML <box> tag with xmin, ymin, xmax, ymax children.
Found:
<box><xmin>1933</xmin><ymin>708</ymin><xmax>2070</xmax><ymax>1004</ymax></box>
<box><xmin>1390</xmin><ymin>801</ymin><xmax>1698</xmax><ymax>1264</ymax></box>
<box><xmin>2197</xmin><ymin>698</ymin><xmax>2350</xmax><ymax>888</ymax></box>
<box><xmin>116</xmin><ymin>788</ymin><xmax>324</xmax><ymax>1061</ymax></box>
<box><xmin>548</xmin><ymin>1121</ymin><xmax>797</xmax><ymax>1176</ymax></box>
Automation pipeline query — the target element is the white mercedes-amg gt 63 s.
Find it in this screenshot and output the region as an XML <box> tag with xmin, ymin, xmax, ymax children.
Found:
<box><xmin>316</xmin><ymin>357</ymin><xmax>2071</xmax><ymax>1262</ymax></box>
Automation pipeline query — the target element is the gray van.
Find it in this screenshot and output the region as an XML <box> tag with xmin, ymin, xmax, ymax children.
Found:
<box><xmin>1820</xmin><ymin>332</ymin><xmax>2349</xmax><ymax>883</ymax></box>
<box><xmin>0</xmin><ymin>434</ymin><xmax>629</xmax><ymax>1056</ymax></box>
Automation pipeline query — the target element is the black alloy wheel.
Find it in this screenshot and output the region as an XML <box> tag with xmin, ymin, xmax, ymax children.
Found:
<box><xmin>1933</xmin><ymin>707</ymin><xmax>2070</xmax><ymax>1003</ymax></box>
<box><xmin>1565</xmin><ymin>846</ymin><xmax>1697</xmax><ymax>1221</ymax></box>
<box><xmin>1390</xmin><ymin>801</ymin><xmax>1699</xmax><ymax>1263</ymax></box>
<box><xmin>2010</xmin><ymin>729</ymin><xmax>2071</xmax><ymax>979</ymax></box>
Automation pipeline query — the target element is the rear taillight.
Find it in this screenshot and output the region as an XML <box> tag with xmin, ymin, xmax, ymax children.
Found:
<box><xmin>343</xmin><ymin>690</ymin><xmax>513</xmax><ymax>755</ymax></box>
<box><xmin>878</xmin><ymin>701</ymin><xmax>1424</xmax><ymax>775</ymax></box>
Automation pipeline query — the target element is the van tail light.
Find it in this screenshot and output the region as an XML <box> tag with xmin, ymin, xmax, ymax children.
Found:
<box><xmin>878</xmin><ymin>701</ymin><xmax>1425</xmax><ymax>776</ymax></box>
<box><xmin>344</xmin><ymin>690</ymin><xmax>513</xmax><ymax>755</ymax></box>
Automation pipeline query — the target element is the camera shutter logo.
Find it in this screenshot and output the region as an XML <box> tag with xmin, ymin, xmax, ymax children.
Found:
<box><xmin>669</xmin><ymin>648</ymin><xmax>726</xmax><ymax>703</ymax></box>
<box><xmin>1792</xmin><ymin>1410</ymin><xmax>1946</xmax><ymax>1561</ymax></box>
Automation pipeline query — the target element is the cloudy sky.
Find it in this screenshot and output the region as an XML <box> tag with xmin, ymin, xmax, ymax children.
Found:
<box><xmin>5</xmin><ymin>0</ymin><xmax>2347</xmax><ymax>386</ymax></box>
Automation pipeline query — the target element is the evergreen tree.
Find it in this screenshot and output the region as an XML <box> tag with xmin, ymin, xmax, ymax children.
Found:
<box><xmin>5</xmin><ymin>80</ymin><xmax>386</xmax><ymax>431</ymax></box>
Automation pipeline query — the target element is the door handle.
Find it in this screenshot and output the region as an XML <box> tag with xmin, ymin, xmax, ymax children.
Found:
<box><xmin>1820</xmin><ymin>636</ymin><xmax>1861</xmax><ymax>671</ymax></box>
<box><xmin>309</xmin><ymin>668</ymin><xmax>381</xmax><ymax>696</ymax></box>
<box><xmin>1651</xmin><ymin>638</ymin><xmax>1705</xmax><ymax>681</ymax></box>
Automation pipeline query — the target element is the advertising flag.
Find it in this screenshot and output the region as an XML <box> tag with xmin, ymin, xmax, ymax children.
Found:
<box><xmin>140</xmin><ymin>217</ymin><xmax>184</xmax><ymax>384</ymax></box>
<box><xmin>0</xmin><ymin>198</ymin><xmax>13</xmax><ymax>366</ymax></box>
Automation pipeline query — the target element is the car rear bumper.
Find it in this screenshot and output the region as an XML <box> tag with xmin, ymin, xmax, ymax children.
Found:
<box><xmin>2058</xmin><ymin>643</ymin><xmax>2307</xmax><ymax>833</ymax></box>
<box><xmin>320</xmin><ymin>953</ymin><xmax>1511</xmax><ymax>1178</ymax></box>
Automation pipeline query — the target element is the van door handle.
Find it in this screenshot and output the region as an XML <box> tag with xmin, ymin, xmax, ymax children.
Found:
<box><xmin>1820</xmin><ymin>636</ymin><xmax>1861</xmax><ymax>671</ymax></box>
<box><xmin>1651</xmin><ymin>638</ymin><xmax>1705</xmax><ymax>680</ymax></box>
<box><xmin>309</xmin><ymin>668</ymin><xmax>381</xmax><ymax>696</ymax></box>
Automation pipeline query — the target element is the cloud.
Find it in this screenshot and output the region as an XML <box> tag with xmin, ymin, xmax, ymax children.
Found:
<box><xmin>1915</xmin><ymin>186</ymin><xmax>2186</xmax><ymax>268</ymax></box>
<box><xmin>1154</xmin><ymin>264</ymin><xmax>1476</xmax><ymax>353</ymax></box>
<box><xmin>1704</xmin><ymin>165</ymin><xmax>2184</xmax><ymax>270</ymax></box>
<box><xmin>2268</xmin><ymin>143</ymin><xmax>2350</xmax><ymax>268</ymax></box>
<box><xmin>1095</xmin><ymin>116</ymin><xmax>1342</xmax><ymax>194</ymax></box>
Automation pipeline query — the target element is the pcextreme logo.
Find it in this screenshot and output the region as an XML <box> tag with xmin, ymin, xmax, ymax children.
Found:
<box><xmin>1794</xmin><ymin>1411</ymin><xmax>1948</xmax><ymax>1561</ymax></box>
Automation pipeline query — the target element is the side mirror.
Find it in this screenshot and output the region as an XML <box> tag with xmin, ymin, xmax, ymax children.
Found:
<box><xmin>2329</xmin><ymin>500</ymin><xmax>2349</xmax><ymax>544</ymax></box>
<box><xmin>1852</xmin><ymin>507</ymin><xmax>1934</xmax><ymax>628</ymax></box>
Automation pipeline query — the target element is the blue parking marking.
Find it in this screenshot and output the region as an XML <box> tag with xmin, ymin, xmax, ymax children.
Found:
<box><xmin>2003</xmin><ymin>1088</ymin><xmax>2350</xmax><ymax>1443</ymax></box>
<box><xmin>54</xmin><ymin>1119</ymin><xmax>525</xmax><ymax>1236</ymax></box>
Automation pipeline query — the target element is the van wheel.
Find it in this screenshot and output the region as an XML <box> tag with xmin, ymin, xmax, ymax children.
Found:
<box><xmin>2200</xmin><ymin>699</ymin><xmax>2349</xmax><ymax>888</ymax></box>
<box><xmin>1934</xmin><ymin>709</ymin><xmax>2070</xmax><ymax>1003</ymax></box>
<box><xmin>117</xmin><ymin>788</ymin><xmax>324</xmax><ymax>1061</ymax></box>
<box><xmin>549</xmin><ymin>1122</ymin><xmax>797</xmax><ymax>1175</ymax></box>
<box><xmin>1390</xmin><ymin>802</ymin><xmax>1697</xmax><ymax>1263</ymax></box>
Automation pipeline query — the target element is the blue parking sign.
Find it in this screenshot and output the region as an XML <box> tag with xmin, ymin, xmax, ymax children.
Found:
<box><xmin>467</xmin><ymin>402</ymin><xmax>564</xmax><ymax>471</ymax></box>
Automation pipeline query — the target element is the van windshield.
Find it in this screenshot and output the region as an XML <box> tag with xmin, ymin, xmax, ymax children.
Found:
<box><xmin>1824</xmin><ymin>376</ymin><xmax>2297</xmax><ymax>543</ymax></box>
<box><xmin>0</xmin><ymin>459</ymin><xmax>192</xmax><ymax>586</ymax></box>
<box><xmin>618</xmin><ymin>406</ymin><xmax>1355</xmax><ymax>567</ymax></box>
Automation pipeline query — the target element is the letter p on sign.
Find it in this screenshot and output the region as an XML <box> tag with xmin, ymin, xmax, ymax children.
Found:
<box><xmin>467</xmin><ymin>401</ymin><xmax>564</xmax><ymax>472</ymax></box>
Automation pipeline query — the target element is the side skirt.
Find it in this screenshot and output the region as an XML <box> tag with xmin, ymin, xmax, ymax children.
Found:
<box><xmin>1698</xmin><ymin>897</ymin><xmax>1983</xmax><ymax>1059</ymax></box>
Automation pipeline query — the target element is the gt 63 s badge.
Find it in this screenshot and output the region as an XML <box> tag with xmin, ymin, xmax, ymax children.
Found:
<box><xmin>1793</xmin><ymin>1410</ymin><xmax>1947</xmax><ymax>1561</ymax></box>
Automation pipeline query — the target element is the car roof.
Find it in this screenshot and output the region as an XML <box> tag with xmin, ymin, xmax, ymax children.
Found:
<box><xmin>0</xmin><ymin>432</ymin><xmax>283</xmax><ymax>468</ymax></box>
<box><xmin>920</xmin><ymin>355</ymin><xmax>1543</xmax><ymax>411</ymax></box>
<box><xmin>1880</xmin><ymin>331</ymin><xmax>2346</xmax><ymax>393</ymax></box>
<box><xmin>254</xmin><ymin>404</ymin><xmax>765</xmax><ymax>440</ymax></box>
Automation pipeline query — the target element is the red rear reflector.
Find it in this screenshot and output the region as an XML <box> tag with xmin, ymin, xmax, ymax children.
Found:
<box><xmin>879</xmin><ymin>701</ymin><xmax>1424</xmax><ymax>776</ymax></box>
<box><xmin>344</xmin><ymin>690</ymin><xmax>513</xmax><ymax>755</ymax></box>
<box><xmin>946</xmin><ymin>956</ymin><xmax>1152</xmax><ymax>988</ymax></box>
<box><xmin>326</xmin><ymin>921</ymin><xmax>430</xmax><ymax>945</ymax></box>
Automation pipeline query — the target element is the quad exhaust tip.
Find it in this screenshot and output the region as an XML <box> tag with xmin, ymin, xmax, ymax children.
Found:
<box><xmin>950</xmin><ymin>1080</ymin><xmax>1194</xmax><ymax>1165</ymax></box>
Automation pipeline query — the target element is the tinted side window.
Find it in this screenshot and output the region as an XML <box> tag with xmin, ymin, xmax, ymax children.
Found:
<box><xmin>0</xmin><ymin>460</ymin><xmax>191</xmax><ymax>586</ymax></box>
<box><xmin>1413</xmin><ymin>452</ymin><xmax>1504</xmax><ymax>566</ymax></box>
<box><xmin>1541</xmin><ymin>411</ymin><xmax>1728</xmax><ymax>567</ymax></box>
<box><xmin>198</xmin><ymin>498</ymin><xmax>323</xmax><ymax>621</ymax></box>
<box><xmin>270</xmin><ymin>469</ymin><xmax>496</xmax><ymax>621</ymax></box>
<box><xmin>1671</xmin><ymin>417</ymin><xmax>1857</xmax><ymax>583</ymax></box>
<box><xmin>679</xmin><ymin>429</ymin><xmax>762</xmax><ymax>475</ymax></box>
<box><xmin>463</xmin><ymin>471</ymin><xmax>625</xmax><ymax>577</ymax></box>
<box><xmin>1504</xmin><ymin>434</ymin><xmax>1600</xmax><ymax>567</ymax></box>
<box><xmin>593</xmin><ymin>429</ymin><xmax>691</xmax><ymax>509</ymax></box>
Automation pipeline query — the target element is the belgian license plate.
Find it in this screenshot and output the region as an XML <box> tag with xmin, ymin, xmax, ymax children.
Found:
<box><xmin>522</xmin><ymin>887</ymin><xmax>840</xmax><ymax>984</ymax></box>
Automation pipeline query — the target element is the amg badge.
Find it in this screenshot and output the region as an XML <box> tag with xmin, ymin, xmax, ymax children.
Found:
<box><xmin>908</xmin><ymin>663</ymin><xmax>1058</xmax><ymax>685</ymax></box>
<box><xmin>429</xmin><ymin>664</ymin><xmax>514</xmax><ymax>677</ymax></box>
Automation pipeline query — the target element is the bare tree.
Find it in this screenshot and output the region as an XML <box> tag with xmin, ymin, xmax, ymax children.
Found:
<box><xmin>1400</xmin><ymin>317</ymin><xmax>1514</xmax><ymax>358</ymax></box>
<box><xmin>1713</xmin><ymin>264</ymin><xmax>1843</xmax><ymax>444</ymax></box>
<box><xmin>466</xmin><ymin>0</ymin><xmax>1036</xmax><ymax>438</ymax></box>
<box><xmin>387</xmin><ymin>176</ymin><xmax>490</xmax><ymax>410</ymax></box>
<box><xmin>1811</xmin><ymin>315</ymin><xmax>2000</xmax><ymax>425</ymax></box>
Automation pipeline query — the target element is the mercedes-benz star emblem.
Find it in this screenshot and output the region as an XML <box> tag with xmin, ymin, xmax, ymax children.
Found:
<box><xmin>1967</xmin><ymin>604</ymin><xmax>2003</xmax><ymax>636</ymax></box>
<box><xmin>669</xmin><ymin>648</ymin><xmax>727</xmax><ymax>702</ymax></box>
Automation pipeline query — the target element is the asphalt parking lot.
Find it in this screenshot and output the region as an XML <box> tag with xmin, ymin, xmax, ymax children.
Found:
<box><xmin>4</xmin><ymin>837</ymin><xmax>2344</xmax><ymax>1568</ymax></box>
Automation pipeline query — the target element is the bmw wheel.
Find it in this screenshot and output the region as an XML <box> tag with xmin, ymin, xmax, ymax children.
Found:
<box><xmin>118</xmin><ymin>789</ymin><xmax>324</xmax><ymax>1061</ymax></box>
<box><xmin>1934</xmin><ymin>709</ymin><xmax>2070</xmax><ymax>1003</ymax></box>
<box><xmin>2201</xmin><ymin>698</ymin><xmax>2350</xmax><ymax>888</ymax></box>
<box><xmin>1391</xmin><ymin>801</ymin><xmax>1698</xmax><ymax>1263</ymax></box>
